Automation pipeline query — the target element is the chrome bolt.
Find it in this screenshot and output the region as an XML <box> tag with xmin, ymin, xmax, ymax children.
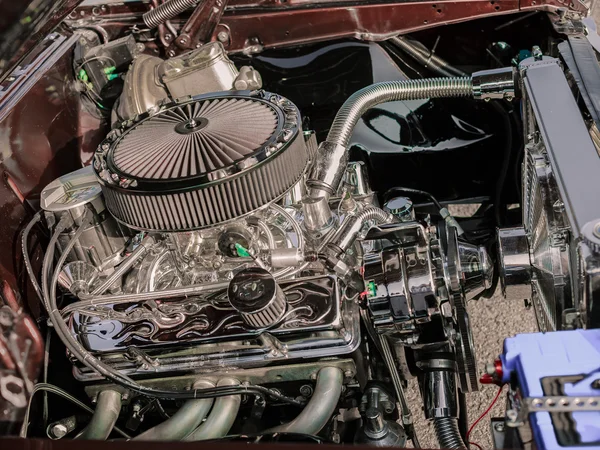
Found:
<box><xmin>164</xmin><ymin>33</ymin><xmax>172</xmax><ymax>41</ymax></box>
<box><xmin>50</xmin><ymin>423</ymin><xmax>68</xmax><ymax>439</ymax></box>
<box><xmin>299</xmin><ymin>384</ymin><xmax>313</xmax><ymax>397</ymax></box>
<box><xmin>217</xmin><ymin>31</ymin><xmax>229</xmax><ymax>42</ymax></box>
<box><xmin>494</xmin><ymin>422</ymin><xmax>505</xmax><ymax>432</ymax></box>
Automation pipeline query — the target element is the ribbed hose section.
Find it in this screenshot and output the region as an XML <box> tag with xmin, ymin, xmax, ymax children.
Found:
<box><xmin>433</xmin><ymin>417</ymin><xmax>467</xmax><ymax>450</ymax></box>
<box><xmin>327</xmin><ymin>78</ymin><xmax>472</xmax><ymax>149</ymax></box>
<box><xmin>330</xmin><ymin>206</ymin><xmax>395</xmax><ymax>254</ymax></box>
<box><xmin>143</xmin><ymin>0</ymin><xmax>199</xmax><ymax>28</ymax></box>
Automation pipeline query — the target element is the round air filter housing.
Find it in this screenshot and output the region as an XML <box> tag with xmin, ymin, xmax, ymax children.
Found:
<box><xmin>94</xmin><ymin>92</ymin><xmax>307</xmax><ymax>231</ymax></box>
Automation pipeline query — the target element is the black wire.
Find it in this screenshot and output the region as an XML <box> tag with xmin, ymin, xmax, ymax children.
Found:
<box><xmin>132</xmin><ymin>385</ymin><xmax>305</xmax><ymax>406</ymax></box>
<box><xmin>491</xmin><ymin>101</ymin><xmax>514</xmax><ymax>227</ymax></box>
<box><xmin>383</xmin><ymin>186</ymin><xmax>444</xmax><ymax>211</ymax></box>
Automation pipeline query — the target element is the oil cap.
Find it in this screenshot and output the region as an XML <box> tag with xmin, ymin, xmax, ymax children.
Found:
<box><xmin>384</xmin><ymin>196</ymin><xmax>414</xmax><ymax>222</ymax></box>
<box><xmin>228</xmin><ymin>267</ymin><xmax>287</xmax><ymax>328</ymax></box>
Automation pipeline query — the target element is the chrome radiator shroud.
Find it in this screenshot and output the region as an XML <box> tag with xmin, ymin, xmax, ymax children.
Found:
<box><xmin>71</xmin><ymin>275</ymin><xmax>361</xmax><ymax>381</ymax></box>
<box><xmin>94</xmin><ymin>91</ymin><xmax>308</xmax><ymax>231</ymax></box>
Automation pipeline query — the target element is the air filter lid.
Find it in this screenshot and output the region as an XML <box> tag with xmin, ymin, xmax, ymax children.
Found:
<box><xmin>110</xmin><ymin>96</ymin><xmax>280</xmax><ymax>183</ymax></box>
<box><xmin>94</xmin><ymin>92</ymin><xmax>307</xmax><ymax>231</ymax></box>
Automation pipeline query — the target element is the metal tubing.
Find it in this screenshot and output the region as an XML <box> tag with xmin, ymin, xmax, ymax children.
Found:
<box><xmin>77</xmin><ymin>390</ymin><xmax>122</xmax><ymax>440</ymax></box>
<box><xmin>306</xmin><ymin>77</ymin><xmax>473</xmax><ymax>197</ymax></box>
<box><xmin>143</xmin><ymin>0</ymin><xmax>199</xmax><ymax>28</ymax></box>
<box><xmin>306</xmin><ymin>69</ymin><xmax>514</xmax><ymax>199</ymax></box>
<box><xmin>91</xmin><ymin>235</ymin><xmax>155</xmax><ymax>296</ymax></box>
<box><xmin>266</xmin><ymin>367</ymin><xmax>343</xmax><ymax>435</ymax></box>
<box><xmin>389</xmin><ymin>37</ymin><xmax>468</xmax><ymax>78</ymax></box>
<box><xmin>184</xmin><ymin>378</ymin><xmax>241</xmax><ymax>441</ymax></box>
<box><xmin>133</xmin><ymin>380</ymin><xmax>215</xmax><ymax>441</ymax></box>
<box><xmin>21</xmin><ymin>211</ymin><xmax>44</xmax><ymax>302</ymax></box>
<box><xmin>328</xmin><ymin>206</ymin><xmax>395</xmax><ymax>255</ymax></box>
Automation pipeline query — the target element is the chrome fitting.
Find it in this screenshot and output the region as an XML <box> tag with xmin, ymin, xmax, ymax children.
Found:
<box><xmin>497</xmin><ymin>227</ymin><xmax>532</xmax><ymax>301</ymax></box>
<box><xmin>472</xmin><ymin>67</ymin><xmax>516</xmax><ymax>101</ymax></box>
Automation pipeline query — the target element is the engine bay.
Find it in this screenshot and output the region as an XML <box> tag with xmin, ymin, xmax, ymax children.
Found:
<box><xmin>1</xmin><ymin>1</ymin><xmax>600</xmax><ymax>447</ymax></box>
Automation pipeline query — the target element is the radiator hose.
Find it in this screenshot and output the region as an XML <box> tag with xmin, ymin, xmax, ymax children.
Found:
<box><xmin>306</xmin><ymin>69</ymin><xmax>515</xmax><ymax>199</ymax></box>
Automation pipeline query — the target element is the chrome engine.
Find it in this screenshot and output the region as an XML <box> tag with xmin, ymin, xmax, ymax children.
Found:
<box><xmin>35</xmin><ymin>41</ymin><xmax>508</xmax><ymax>446</ymax></box>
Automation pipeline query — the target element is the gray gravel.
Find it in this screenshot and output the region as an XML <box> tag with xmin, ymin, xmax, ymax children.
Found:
<box><xmin>404</xmin><ymin>204</ymin><xmax>538</xmax><ymax>449</ymax></box>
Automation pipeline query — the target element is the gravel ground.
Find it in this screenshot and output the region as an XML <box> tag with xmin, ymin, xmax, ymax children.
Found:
<box><xmin>403</xmin><ymin>205</ymin><xmax>538</xmax><ymax>449</ymax></box>
<box><xmin>405</xmin><ymin>292</ymin><xmax>537</xmax><ymax>449</ymax></box>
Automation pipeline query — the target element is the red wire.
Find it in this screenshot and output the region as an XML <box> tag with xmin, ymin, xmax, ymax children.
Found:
<box><xmin>469</xmin><ymin>442</ymin><xmax>483</xmax><ymax>450</ymax></box>
<box><xmin>466</xmin><ymin>385</ymin><xmax>505</xmax><ymax>448</ymax></box>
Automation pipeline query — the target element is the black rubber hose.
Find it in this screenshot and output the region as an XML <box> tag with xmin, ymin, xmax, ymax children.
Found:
<box><xmin>383</xmin><ymin>186</ymin><xmax>444</xmax><ymax>211</ymax></box>
<box><xmin>433</xmin><ymin>417</ymin><xmax>467</xmax><ymax>450</ymax></box>
<box><xmin>491</xmin><ymin>101</ymin><xmax>514</xmax><ymax>227</ymax></box>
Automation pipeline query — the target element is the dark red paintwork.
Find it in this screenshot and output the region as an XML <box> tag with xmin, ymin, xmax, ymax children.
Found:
<box><xmin>70</xmin><ymin>0</ymin><xmax>587</xmax><ymax>54</ymax></box>
<box><xmin>0</xmin><ymin>30</ymin><xmax>106</xmax><ymax>429</ymax></box>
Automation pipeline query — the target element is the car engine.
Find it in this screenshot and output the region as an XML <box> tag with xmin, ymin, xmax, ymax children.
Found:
<box><xmin>31</xmin><ymin>40</ymin><xmax>502</xmax><ymax>446</ymax></box>
<box><xmin>2</xmin><ymin>1</ymin><xmax>600</xmax><ymax>448</ymax></box>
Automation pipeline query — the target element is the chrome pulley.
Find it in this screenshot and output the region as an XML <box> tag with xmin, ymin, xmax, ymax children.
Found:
<box><xmin>442</xmin><ymin>224</ymin><xmax>491</xmax><ymax>393</ymax></box>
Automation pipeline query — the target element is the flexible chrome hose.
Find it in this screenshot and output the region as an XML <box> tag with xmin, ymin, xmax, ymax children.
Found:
<box><xmin>328</xmin><ymin>206</ymin><xmax>395</xmax><ymax>254</ymax></box>
<box><xmin>328</xmin><ymin>78</ymin><xmax>472</xmax><ymax>149</ymax></box>
<box><xmin>76</xmin><ymin>389</ymin><xmax>122</xmax><ymax>440</ymax></box>
<box><xmin>306</xmin><ymin>77</ymin><xmax>473</xmax><ymax>198</ymax></box>
<box><xmin>143</xmin><ymin>0</ymin><xmax>199</xmax><ymax>28</ymax></box>
<box><xmin>433</xmin><ymin>417</ymin><xmax>467</xmax><ymax>450</ymax></box>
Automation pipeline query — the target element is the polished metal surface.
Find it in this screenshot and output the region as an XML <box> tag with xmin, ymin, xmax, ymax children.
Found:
<box><xmin>303</xmin><ymin>195</ymin><xmax>333</xmax><ymax>233</ymax></box>
<box><xmin>266</xmin><ymin>367</ymin><xmax>343</xmax><ymax>435</ymax></box>
<box><xmin>76</xmin><ymin>390</ymin><xmax>122</xmax><ymax>440</ymax></box>
<box><xmin>233</xmin><ymin>66</ymin><xmax>263</xmax><ymax>90</ymax></box>
<box><xmin>71</xmin><ymin>275</ymin><xmax>361</xmax><ymax>381</ymax></box>
<box><xmin>44</xmin><ymin>60</ymin><xmax>527</xmax><ymax>445</ymax></box>
<box><xmin>497</xmin><ymin>227</ymin><xmax>532</xmax><ymax>301</ymax></box>
<box><xmin>83</xmin><ymin>359</ymin><xmax>358</xmax><ymax>400</ymax></box>
<box><xmin>160</xmin><ymin>42</ymin><xmax>239</xmax><ymax>99</ymax></box>
<box><xmin>41</xmin><ymin>166</ymin><xmax>127</xmax><ymax>271</ymax></box>
<box><xmin>355</xmin><ymin>387</ymin><xmax>408</xmax><ymax>447</ymax></box>
<box><xmin>132</xmin><ymin>380</ymin><xmax>215</xmax><ymax>441</ymax></box>
<box><xmin>384</xmin><ymin>196</ymin><xmax>414</xmax><ymax>222</ymax></box>
<box><xmin>116</xmin><ymin>54</ymin><xmax>169</xmax><ymax>122</ymax></box>
<box><xmin>471</xmin><ymin>67</ymin><xmax>516</xmax><ymax>100</ymax></box>
<box><xmin>421</xmin><ymin>364</ymin><xmax>459</xmax><ymax>420</ymax></box>
<box><xmin>184</xmin><ymin>378</ymin><xmax>241</xmax><ymax>441</ymax></box>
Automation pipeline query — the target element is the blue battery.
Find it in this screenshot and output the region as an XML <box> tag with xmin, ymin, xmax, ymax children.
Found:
<box><xmin>500</xmin><ymin>330</ymin><xmax>600</xmax><ymax>450</ymax></box>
